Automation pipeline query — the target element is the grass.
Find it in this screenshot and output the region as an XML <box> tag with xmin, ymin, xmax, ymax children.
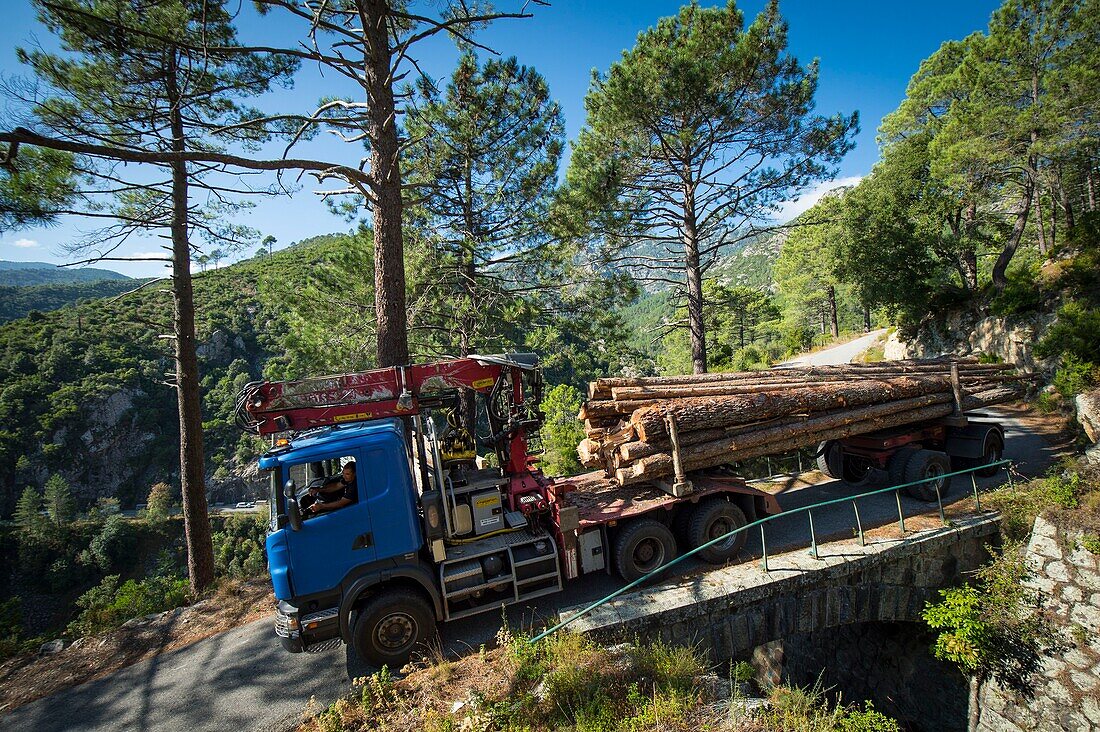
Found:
<box><xmin>984</xmin><ymin>461</ymin><xmax>1100</xmax><ymax>542</ymax></box>
<box><xmin>299</xmin><ymin>630</ymin><xmax>905</xmax><ymax>732</ymax></box>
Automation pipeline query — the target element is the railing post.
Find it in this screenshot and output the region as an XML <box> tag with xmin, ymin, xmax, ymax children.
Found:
<box><xmin>852</xmin><ymin>500</ymin><xmax>865</xmax><ymax>546</ymax></box>
<box><xmin>760</xmin><ymin>524</ymin><xmax>769</xmax><ymax>572</ymax></box>
<box><xmin>895</xmin><ymin>490</ymin><xmax>906</xmax><ymax>533</ymax></box>
<box><xmin>971</xmin><ymin>471</ymin><xmax>981</xmax><ymax>511</ymax></box>
<box><xmin>808</xmin><ymin>510</ymin><xmax>819</xmax><ymax>559</ymax></box>
<box><xmin>935</xmin><ymin>480</ymin><xmax>945</xmax><ymax>525</ymax></box>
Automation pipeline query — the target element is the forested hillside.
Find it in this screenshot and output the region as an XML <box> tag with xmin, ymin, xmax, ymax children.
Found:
<box><xmin>0</xmin><ymin>236</ymin><xmax>348</xmax><ymax>514</ymax></box>
<box><xmin>0</xmin><ymin>280</ymin><xmax>146</xmax><ymax>323</ymax></box>
<box><xmin>0</xmin><ymin>261</ymin><xmax>130</xmax><ymax>286</ymax></box>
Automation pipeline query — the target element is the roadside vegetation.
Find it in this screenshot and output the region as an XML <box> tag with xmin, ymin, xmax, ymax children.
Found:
<box><xmin>0</xmin><ymin>473</ymin><xmax>268</xmax><ymax>661</ymax></box>
<box><xmin>922</xmin><ymin>462</ymin><xmax>1100</xmax><ymax>729</ymax></box>
<box><xmin>302</xmin><ymin>630</ymin><xmax>900</xmax><ymax>732</ymax></box>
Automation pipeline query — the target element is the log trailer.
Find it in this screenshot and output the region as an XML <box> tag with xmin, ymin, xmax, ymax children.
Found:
<box><xmin>236</xmin><ymin>354</ymin><xmax>781</xmax><ymax>666</ymax></box>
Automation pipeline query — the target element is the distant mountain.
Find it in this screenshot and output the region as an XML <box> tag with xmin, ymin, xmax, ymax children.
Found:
<box><xmin>0</xmin><ymin>261</ymin><xmax>131</xmax><ymax>287</ymax></box>
<box><xmin>0</xmin><ymin>279</ymin><xmax>149</xmax><ymax>323</ymax></box>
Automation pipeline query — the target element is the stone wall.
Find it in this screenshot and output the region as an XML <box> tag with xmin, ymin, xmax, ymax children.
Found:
<box><xmin>883</xmin><ymin>311</ymin><xmax>1055</xmax><ymax>372</ymax></box>
<box><xmin>975</xmin><ymin>515</ymin><xmax>1100</xmax><ymax>731</ymax></box>
<box><xmin>568</xmin><ymin>515</ymin><xmax>999</xmax><ymax>662</ymax></box>
<box><xmin>753</xmin><ymin>622</ymin><xmax>969</xmax><ymax>732</ymax></box>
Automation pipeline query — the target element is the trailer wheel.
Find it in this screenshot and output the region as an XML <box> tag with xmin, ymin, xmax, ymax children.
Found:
<box><xmin>903</xmin><ymin>450</ymin><xmax>952</xmax><ymax>502</ymax></box>
<box><xmin>688</xmin><ymin>499</ymin><xmax>748</xmax><ymax>564</ymax></box>
<box><xmin>887</xmin><ymin>447</ymin><xmax>920</xmax><ymax>487</ymax></box>
<box><xmin>817</xmin><ymin>441</ymin><xmax>843</xmax><ymax>479</ymax></box>
<box><xmin>975</xmin><ymin>432</ymin><xmax>1004</xmax><ymax>478</ymax></box>
<box><xmin>613</xmin><ymin>519</ymin><xmax>677</xmax><ymax>582</ymax></box>
<box><xmin>842</xmin><ymin>454</ymin><xmax>875</xmax><ymax>486</ymax></box>
<box><xmin>351</xmin><ymin>588</ymin><xmax>436</xmax><ymax>668</ymax></box>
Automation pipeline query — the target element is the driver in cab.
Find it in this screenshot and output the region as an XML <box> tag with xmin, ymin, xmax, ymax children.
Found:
<box><xmin>303</xmin><ymin>461</ymin><xmax>357</xmax><ymax>516</ymax></box>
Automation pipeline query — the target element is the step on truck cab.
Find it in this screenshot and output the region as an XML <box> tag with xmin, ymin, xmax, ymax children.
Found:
<box><xmin>240</xmin><ymin>354</ymin><xmax>780</xmax><ymax>667</ymax></box>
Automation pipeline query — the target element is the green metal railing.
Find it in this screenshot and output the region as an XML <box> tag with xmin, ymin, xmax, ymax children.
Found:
<box><xmin>530</xmin><ymin>458</ymin><xmax>1012</xmax><ymax>644</ymax></box>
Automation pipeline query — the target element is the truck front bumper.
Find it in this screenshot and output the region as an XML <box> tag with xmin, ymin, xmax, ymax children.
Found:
<box><xmin>274</xmin><ymin>600</ymin><xmax>340</xmax><ymax>653</ymax></box>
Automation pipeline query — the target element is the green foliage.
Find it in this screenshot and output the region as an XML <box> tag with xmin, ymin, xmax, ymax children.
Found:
<box><xmin>1050</xmin><ymin>353</ymin><xmax>1098</xmax><ymax>397</ymax></box>
<box><xmin>985</xmin><ymin>468</ymin><xmax>1084</xmax><ymax>542</ymax></box>
<box><xmin>731</xmin><ymin>660</ymin><xmax>756</xmax><ymax>683</ymax></box>
<box><xmin>0</xmin><ymin>145</ymin><xmax>77</xmax><ymax>230</ymax></box>
<box><xmin>44</xmin><ymin>473</ymin><xmax>76</xmax><ymax>526</ymax></box>
<box><xmin>144</xmin><ymin>482</ymin><xmax>174</xmax><ymax>524</ymax></box>
<box><xmin>989</xmin><ymin>264</ymin><xmax>1043</xmax><ymax>317</ymax></box>
<box><xmin>564</xmin><ymin>0</ymin><xmax>856</xmax><ymax>372</ymax></box>
<box><xmin>212</xmin><ymin>513</ymin><xmax>267</xmax><ymax>578</ymax></box>
<box><xmin>1036</xmin><ymin>301</ymin><xmax>1100</xmax><ymax>378</ymax></box>
<box><xmin>13</xmin><ymin>487</ymin><xmax>47</xmax><ymax>538</ymax></box>
<box><xmin>923</xmin><ymin>543</ymin><xmax>1052</xmax><ymax>693</ymax></box>
<box><xmin>760</xmin><ymin>684</ymin><xmax>901</xmax><ymax>732</ymax></box>
<box><xmin>88</xmin><ymin>514</ymin><xmax>139</xmax><ymax>572</ymax></box>
<box><xmin>68</xmin><ymin>568</ymin><xmax>190</xmax><ymax>639</ymax></box>
<box><xmin>539</xmin><ymin>385</ymin><xmax>586</xmax><ymax>477</ymax></box>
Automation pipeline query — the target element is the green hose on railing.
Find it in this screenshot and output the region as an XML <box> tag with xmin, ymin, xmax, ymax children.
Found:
<box><xmin>529</xmin><ymin>459</ymin><xmax>1012</xmax><ymax>644</ymax></box>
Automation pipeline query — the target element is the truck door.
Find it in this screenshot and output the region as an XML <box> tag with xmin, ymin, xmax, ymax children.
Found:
<box><xmin>284</xmin><ymin>452</ymin><xmax>376</xmax><ymax>598</ymax></box>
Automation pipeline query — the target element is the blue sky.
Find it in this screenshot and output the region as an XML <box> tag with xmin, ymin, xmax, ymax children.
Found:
<box><xmin>0</xmin><ymin>0</ymin><xmax>1001</xmax><ymax>277</ymax></box>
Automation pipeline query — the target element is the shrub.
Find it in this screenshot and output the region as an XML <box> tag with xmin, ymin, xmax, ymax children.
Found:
<box><xmin>68</xmin><ymin>570</ymin><xmax>190</xmax><ymax>638</ymax></box>
<box><xmin>540</xmin><ymin>384</ymin><xmax>587</xmax><ymax>477</ymax></box>
<box><xmin>985</xmin><ymin>468</ymin><xmax>1084</xmax><ymax>542</ymax></box>
<box><xmin>88</xmin><ymin>514</ymin><xmax>139</xmax><ymax>573</ymax></box>
<box><xmin>144</xmin><ymin>482</ymin><xmax>175</xmax><ymax>523</ymax></box>
<box><xmin>1050</xmin><ymin>353</ymin><xmax>1098</xmax><ymax>397</ymax></box>
<box><xmin>1035</xmin><ymin>301</ymin><xmax>1100</xmax><ymax>369</ymax></box>
<box><xmin>730</xmin><ymin>344</ymin><xmax>771</xmax><ymax>371</ymax></box>
<box><xmin>212</xmin><ymin>513</ymin><xmax>268</xmax><ymax>578</ymax></box>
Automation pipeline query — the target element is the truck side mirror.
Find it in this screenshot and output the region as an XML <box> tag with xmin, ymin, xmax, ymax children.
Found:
<box><xmin>283</xmin><ymin>480</ymin><xmax>302</xmax><ymax>531</ymax></box>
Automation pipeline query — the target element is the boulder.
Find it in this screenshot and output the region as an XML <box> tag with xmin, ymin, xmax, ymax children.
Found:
<box><xmin>38</xmin><ymin>638</ymin><xmax>66</xmax><ymax>656</ymax></box>
<box><xmin>1076</xmin><ymin>389</ymin><xmax>1100</xmax><ymax>444</ymax></box>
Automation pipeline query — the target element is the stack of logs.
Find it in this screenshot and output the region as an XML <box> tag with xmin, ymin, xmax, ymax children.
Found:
<box><xmin>577</xmin><ymin>359</ymin><xmax>1032</xmax><ymax>486</ymax></box>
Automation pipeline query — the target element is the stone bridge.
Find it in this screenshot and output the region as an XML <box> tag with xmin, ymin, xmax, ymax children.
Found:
<box><xmin>567</xmin><ymin>514</ymin><xmax>1001</xmax><ymax>660</ymax></box>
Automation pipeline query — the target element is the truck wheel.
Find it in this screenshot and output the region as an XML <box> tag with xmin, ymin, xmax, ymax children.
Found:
<box><xmin>975</xmin><ymin>432</ymin><xmax>1004</xmax><ymax>478</ymax></box>
<box><xmin>687</xmin><ymin>499</ymin><xmax>747</xmax><ymax>564</ymax></box>
<box><xmin>903</xmin><ymin>450</ymin><xmax>952</xmax><ymax>502</ymax></box>
<box><xmin>613</xmin><ymin>519</ymin><xmax>677</xmax><ymax>582</ymax></box>
<box><xmin>887</xmin><ymin>447</ymin><xmax>920</xmax><ymax>487</ymax></box>
<box><xmin>351</xmin><ymin>588</ymin><xmax>436</xmax><ymax>668</ymax></box>
<box><xmin>842</xmin><ymin>454</ymin><xmax>875</xmax><ymax>486</ymax></box>
<box><xmin>816</xmin><ymin>441</ymin><xmax>843</xmax><ymax>479</ymax></box>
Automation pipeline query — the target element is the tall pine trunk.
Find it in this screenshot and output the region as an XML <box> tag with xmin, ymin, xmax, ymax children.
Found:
<box><xmin>992</xmin><ymin>158</ymin><xmax>1035</xmax><ymax>291</ymax></box>
<box><xmin>362</xmin><ymin>0</ymin><xmax>409</xmax><ymax>368</ymax></box>
<box><xmin>959</xmin><ymin>202</ymin><xmax>978</xmax><ymax>291</ymax></box>
<box><xmin>167</xmin><ymin>50</ymin><xmax>214</xmax><ymax>593</ymax></box>
<box><xmin>827</xmin><ymin>285</ymin><xmax>839</xmax><ymax>338</ymax></box>
<box><xmin>682</xmin><ymin>181</ymin><xmax>706</xmax><ymax>374</ymax></box>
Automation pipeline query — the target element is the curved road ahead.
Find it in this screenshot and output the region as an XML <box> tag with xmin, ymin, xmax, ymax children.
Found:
<box><xmin>4</xmin><ymin>346</ymin><xmax>1056</xmax><ymax>732</ymax></box>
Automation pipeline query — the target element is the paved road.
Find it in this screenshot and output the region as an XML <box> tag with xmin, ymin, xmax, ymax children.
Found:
<box><xmin>781</xmin><ymin>328</ymin><xmax>888</xmax><ymax>366</ymax></box>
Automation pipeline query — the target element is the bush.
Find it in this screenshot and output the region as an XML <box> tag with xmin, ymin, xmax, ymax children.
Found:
<box><xmin>730</xmin><ymin>344</ymin><xmax>771</xmax><ymax>371</ymax></box>
<box><xmin>88</xmin><ymin>514</ymin><xmax>139</xmax><ymax>573</ymax></box>
<box><xmin>1050</xmin><ymin>353</ymin><xmax>1098</xmax><ymax>398</ymax></box>
<box><xmin>68</xmin><ymin>570</ymin><xmax>190</xmax><ymax>638</ymax></box>
<box><xmin>985</xmin><ymin>467</ymin><xmax>1085</xmax><ymax>542</ymax></box>
<box><xmin>212</xmin><ymin>513</ymin><xmax>268</xmax><ymax>578</ymax></box>
<box><xmin>1035</xmin><ymin>301</ymin><xmax>1100</xmax><ymax>368</ymax></box>
<box><xmin>144</xmin><ymin>482</ymin><xmax>175</xmax><ymax>523</ymax></box>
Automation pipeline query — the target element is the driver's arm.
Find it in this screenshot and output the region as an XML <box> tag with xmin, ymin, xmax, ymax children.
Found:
<box><xmin>308</xmin><ymin>496</ymin><xmax>352</xmax><ymax>513</ymax></box>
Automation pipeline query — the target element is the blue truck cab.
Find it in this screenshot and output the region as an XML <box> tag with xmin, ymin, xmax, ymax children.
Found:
<box><xmin>261</xmin><ymin>419</ymin><xmax>444</xmax><ymax>662</ymax></box>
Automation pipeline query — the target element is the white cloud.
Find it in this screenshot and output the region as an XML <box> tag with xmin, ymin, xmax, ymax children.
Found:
<box><xmin>130</xmin><ymin>251</ymin><xmax>171</xmax><ymax>261</ymax></box>
<box><xmin>11</xmin><ymin>238</ymin><xmax>39</xmax><ymax>248</ymax></box>
<box><xmin>773</xmin><ymin>176</ymin><xmax>864</xmax><ymax>222</ymax></box>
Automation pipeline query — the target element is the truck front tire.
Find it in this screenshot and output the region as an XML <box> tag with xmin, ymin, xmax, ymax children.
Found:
<box><xmin>351</xmin><ymin>588</ymin><xmax>436</xmax><ymax>668</ymax></box>
<box><xmin>613</xmin><ymin>519</ymin><xmax>677</xmax><ymax>582</ymax></box>
<box><xmin>817</xmin><ymin>441</ymin><xmax>843</xmax><ymax>479</ymax></box>
<box><xmin>688</xmin><ymin>499</ymin><xmax>747</xmax><ymax>564</ymax></box>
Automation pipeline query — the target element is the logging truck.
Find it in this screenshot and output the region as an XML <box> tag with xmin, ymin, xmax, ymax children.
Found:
<box><xmin>236</xmin><ymin>354</ymin><xmax>1008</xmax><ymax>666</ymax></box>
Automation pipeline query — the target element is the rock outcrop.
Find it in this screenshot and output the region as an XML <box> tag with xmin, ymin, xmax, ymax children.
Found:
<box><xmin>884</xmin><ymin>310</ymin><xmax>1055</xmax><ymax>372</ymax></box>
<box><xmin>975</xmin><ymin>515</ymin><xmax>1100</xmax><ymax>731</ymax></box>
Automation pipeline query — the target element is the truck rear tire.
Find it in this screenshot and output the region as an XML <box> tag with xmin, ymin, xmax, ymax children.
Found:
<box><xmin>351</xmin><ymin>588</ymin><xmax>436</xmax><ymax>668</ymax></box>
<box><xmin>887</xmin><ymin>446</ymin><xmax>920</xmax><ymax>487</ymax></box>
<box><xmin>687</xmin><ymin>499</ymin><xmax>747</xmax><ymax>564</ymax></box>
<box><xmin>903</xmin><ymin>450</ymin><xmax>952</xmax><ymax>502</ymax></box>
<box><xmin>613</xmin><ymin>519</ymin><xmax>677</xmax><ymax>582</ymax></box>
<box><xmin>975</xmin><ymin>431</ymin><xmax>1004</xmax><ymax>478</ymax></box>
<box><xmin>817</xmin><ymin>441</ymin><xmax>843</xmax><ymax>479</ymax></box>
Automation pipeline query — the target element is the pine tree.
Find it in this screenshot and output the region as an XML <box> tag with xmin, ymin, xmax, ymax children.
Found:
<box><xmin>43</xmin><ymin>474</ymin><xmax>76</xmax><ymax>526</ymax></box>
<box><xmin>13</xmin><ymin>487</ymin><xmax>46</xmax><ymax>538</ymax></box>
<box><xmin>404</xmin><ymin>52</ymin><xmax>565</xmax><ymax>360</ymax></box>
<box><xmin>563</xmin><ymin>0</ymin><xmax>856</xmax><ymax>373</ymax></box>
<box><xmin>259</xmin><ymin>0</ymin><xmax>544</xmax><ymax>368</ymax></box>
<box><xmin>6</xmin><ymin>0</ymin><xmax>299</xmax><ymax>592</ymax></box>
